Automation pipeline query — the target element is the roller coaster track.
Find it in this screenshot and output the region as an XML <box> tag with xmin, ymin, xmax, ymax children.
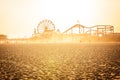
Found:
<box><xmin>62</xmin><ymin>24</ymin><xmax>114</xmax><ymax>36</ymax></box>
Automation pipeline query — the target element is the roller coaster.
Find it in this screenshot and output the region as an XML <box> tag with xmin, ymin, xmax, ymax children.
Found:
<box><xmin>32</xmin><ymin>19</ymin><xmax>116</xmax><ymax>42</ymax></box>
<box><xmin>0</xmin><ymin>19</ymin><xmax>118</xmax><ymax>44</ymax></box>
<box><xmin>63</xmin><ymin>24</ymin><xmax>114</xmax><ymax>36</ymax></box>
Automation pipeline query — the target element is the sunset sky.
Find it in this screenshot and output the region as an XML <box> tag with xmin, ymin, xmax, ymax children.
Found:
<box><xmin>0</xmin><ymin>0</ymin><xmax>120</xmax><ymax>38</ymax></box>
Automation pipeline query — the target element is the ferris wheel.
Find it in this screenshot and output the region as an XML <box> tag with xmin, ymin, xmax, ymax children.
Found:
<box><xmin>37</xmin><ymin>19</ymin><xmax>55</xmax><ymax>34</ymax></box>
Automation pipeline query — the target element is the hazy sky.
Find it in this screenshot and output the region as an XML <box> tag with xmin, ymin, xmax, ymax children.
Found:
<box><xmin>0</xmin><ymin>0</ymin><xmax>120</xmax><ymax>38</ymax></box>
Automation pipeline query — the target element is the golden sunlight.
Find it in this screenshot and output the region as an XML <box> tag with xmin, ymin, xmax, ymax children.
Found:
<box><xmin>0</xmin><ymin>1</ymin><xmax>120</xmax><ymax>80</ymax></box>
<box><xmin>0</xmin><ymin>0</ymin><xmax>120</xmax><ymax>39</ymax></box>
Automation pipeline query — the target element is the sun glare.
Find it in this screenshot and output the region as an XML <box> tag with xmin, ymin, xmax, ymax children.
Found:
<box><xmin>39</xmin><ymin>0</ymin><xmax>96</xmax><ymax>30</ymax></box>
<box><xmin>7</xmin><ymin>34</ymin><xmax>31</xmax><ymax>39</ymax></box>
<box><xmin>0</xmin><ymin>0</ymin><xmax>120</xmax><ymax>39</ymax></box>
<box><xmin>98</xmin><ymin>34</ymin><xmax>103</xmax><ymax>37</ymax></box>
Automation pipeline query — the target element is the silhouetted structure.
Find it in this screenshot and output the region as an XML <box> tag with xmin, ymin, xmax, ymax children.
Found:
<box><xmin>31</xmin><ymin>19</ymin><xmax>120</xmax><ymax>43</ymax></box>
<box><xmin>63</xmin><ymin>24</ymin><xmax>114</xmax><ymax>36</ymax></box>
<box><xmin>0</xmin><ymin>34</ymin><xmax>7</xmax><ymax>40</ymax></box>
<box><xmin>33</xmin><ymin>19</ymin><xmax>55</xmax><ymax>39</ymax></box>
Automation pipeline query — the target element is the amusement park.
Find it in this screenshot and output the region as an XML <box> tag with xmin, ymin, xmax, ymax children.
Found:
<box><xmin>31</xmin><ymin>19</ymin><xmax>120</xmax><ymax>43</ymax></box>
<box><xmin>0</xmin><ymin>19</ymin><xmax>120</xmax><ymax>44</ymax></box>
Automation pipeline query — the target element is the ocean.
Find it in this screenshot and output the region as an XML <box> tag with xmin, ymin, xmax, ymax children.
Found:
<box><xmin>0</xmin><ymin>43</ymin><xmax>120</xmax><ymax>80</ymax></box>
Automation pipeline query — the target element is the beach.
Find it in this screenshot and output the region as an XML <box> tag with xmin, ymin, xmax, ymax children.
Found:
<box><xmin>0</xmin><ymin>43</ymin><xmax>120</xmax><ymax>79</ymax></box>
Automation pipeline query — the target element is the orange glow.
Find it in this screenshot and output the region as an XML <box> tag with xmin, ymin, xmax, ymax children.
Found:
<box><xmin>98</xmin><ymin>34</ymin><xmax>103</xmax><ymax>37</ymax></box>
<box><xmin>0</xmin><ymin>0</ymin><xmax>120</xmax><ymax>38</ymax></box>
